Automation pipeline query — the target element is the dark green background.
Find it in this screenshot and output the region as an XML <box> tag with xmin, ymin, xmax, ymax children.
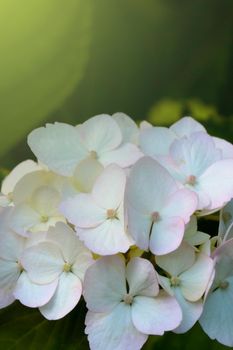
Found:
<box><xmin>0</xmin><ymin>0</ymin><xmax>233</xmax><ymax>349</ymax></box>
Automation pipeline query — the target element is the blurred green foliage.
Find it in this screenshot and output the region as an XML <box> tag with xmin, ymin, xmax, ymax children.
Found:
<box><xmin>0</xmin><ymin>1</ymin><xmax>233</xmax><ymax>349</ymax></box>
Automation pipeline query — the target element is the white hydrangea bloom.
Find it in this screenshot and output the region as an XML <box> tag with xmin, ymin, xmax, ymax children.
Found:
<box><xmin>22</xmin><ymin>222</ymin><xmax>93</xmax><ymax>320</ymax></box>
<box><xmin>61</xmin><ymin>164</ymin><xmax>133</xmax><ymax>255</ymax></box>
<box><xmin>28</xmin><ymin>115</ymin><xmax>142</xmax><ymax>177</ymax></box>
<box><xmin>156</xmin><ymin>242</ymin><xmax>214</xmax><ymax>333</ymax></box>
<box><xmin>84</xmin><ymin>255</ymin><xmax>182</xmax><ymax>350</ymax></box>
<box><xmin>0</xmin><ymin>208</ymin><xmax>56</xmax><ymax>309</ymax></box>
<box><xmin>9</xmin><ymin>170</ymin><xmax>66</xmax><ymax>236</ymax></box>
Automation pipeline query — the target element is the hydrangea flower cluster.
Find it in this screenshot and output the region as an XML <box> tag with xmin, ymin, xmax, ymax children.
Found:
<box><xmin>1</xmin><ymin>113</ymin><xmax>233</xmax><ymax>349</ymax></box>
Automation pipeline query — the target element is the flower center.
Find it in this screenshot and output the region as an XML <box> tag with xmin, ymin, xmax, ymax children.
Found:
<box><xmin>151</xmin><ymin>211</ymin><xmax>160</xmax><ymax>223</ymax></box>
<box><xmin>40</xmin><ymin>215</ymin><xmax>49</xmax><ymax>223</ymax></box>
<box><xmin>170</xmin><ymin>276</ymin><xmax>180</xmax><ymax>287</ymax></box>
<box><xmin>17</xmin><ymin>260</ymin><xmax>24</xmax><ymax>273</ymax></box>
<box><xmin>89</xmin><ymin>150</ymin><xmax>98</xmax><ymax>159</ymax></box>
<box><xmin>107</xmin><ymin>209</ymin><xmax>118</xmax><ymax>220</ymax></box>
<box><xmin>63</xmin><ymin>262</ymin><xmax>72</xmax><ymax>272</ymax></box>
<box><xmin>186</xmin><ymin>175</ymin><xmax>197</xmax><ymax>186</ymax></box>
<box><xmin>219</xmin><ymin>281</ymin><xmax>229</xmax><ymax>290</ymax></box>
<box><xmin>123</xmin><ymin>293</ymin><xmax>134</xmax><ymax>305</ymax></box>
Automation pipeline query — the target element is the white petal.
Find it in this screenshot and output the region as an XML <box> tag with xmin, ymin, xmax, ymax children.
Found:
<box><xmin>0</xmin><ymin>259</ymin><xmax>20</xmax><ymax>289</ymax></box>
<box><xmin>126</xmin><ymin>258</ymin><xmax>159</xmax><ymax>297</ymax></box>
<box><xmin>9</xmin><ymin>203</ymin><xmax>40</xmax><ymax>236</ymax></box>
<box><xmin>0</xmin><ymin>288</ymin><xmax>15</xmax><ymax>308</ymax></box>
<box><xmin>28</xmin><ymin>123</ymin><xmax>87</xmax><ymax>176</ymax></box>
<box><xmin>60</xmin><ymin>194</ymin><xmax>105</xmax><ymax>228</ymax></box>
<box><xmin>173</xmin><ymin>287</ymin><xmax>203</xmax><ymax>333</ymax></box>
<box><xmin>72</xmin><ymin>158</ymin><xmax>104</xmax><ymax>193</ymax></box>
<box><xmin>77</xmin><ymin>219</ymin><xmax>131</xmax><ymax>255</ymax></box>
<box><xmin>199</xmin><ymin>159</ymin><xmax>233</xmax><ymax>210</ymax></box>
<box><xmin>1</xmin><ymin>160</ymin><xmax>41</xmax><ymax>196</ymax></box>
<box><xmin>46</xmin><ymin>223</ymin><xmax>91</xmax><ymax>264</ymax></box>
<box><xmin>126</xmin><ymin>205</ymin><xmax>151</xmax><ymax>251</ymax></box>
<box><xmin>83</xmin><ymin>256</ymin><xmax>126</xmax><ymax>313</ymax></box>
<box><xmin>199</xmin><ymin>278</ymin><xmax>233</xmax><ymax>347</ymax></box>
<box><xmin>31</xmin><ymin>186</ymin><xmax>61</xmax><ymax>216</ymax></box>
<box><xmin>170</xmin><ymin>116</ymin><xmax>206</xmax><ymax>137</ymax></box>
<box><xmin>0</xmin><ymin>208</ymin><xmax>26</xmax><ymax>260</ymax></box>
<box><xmin>14</xmin><ymin>271</ymin><xmax>58</xmax><ymax>307</ymax></box>
<box><xmin>180</xmin><ymin>253</ymin><xmax>214</xmax><ymax>302</ymax></box>
<box><xmin>78</xmin><ymin>114</ymin><xmax>122</xmax><ymax>153</ymax></box>
<box><xmin>126</xmin><ymin>157</ymin><xmax>178</xmax><ymax>214</ymax></box>
<box><xmin>162</xmin><ymin>188</ymin><xmax>197</xmax><ymax>224</ymax></box>
<box><xmin>150</xmin><ymin>217</ymin><xmax>185</xmax><ymax>255</ymax></box>
<box><xmin>139</xmin><ymin>126</ymin><xmax>176</xmax><ymax>157</ymax></box>
<box><xmin>131</xmin><ymin>292</ymin><xmax>182</xmax><ymax>335</ymax></box>
<box><xmin>112</xmin><ymin>112</ymin><xmax>139</xmax><ymax>144</ymax></box>
<box><xmin>22</xmin><ymin>242</ymin><xmax>63</xmax><ymax>284</ymax></box>
<box><xmin>92</xmin><ymin>164</ymin><xmax>126</xmax><ymax>209</ymax></box>
<box><xmin>39</xmin><ymin>272</ymin><xmax>82</xmax><ymax>320</ymax></box>
<box><xmin>213</xmin><ymin>136</ymin><xmax>233</xmax><ymax>159</ymax></box>
<box><xmin>100</xmin><ymin>143</ymin><xmax>143</xmax><ymax>168</ymax></box>
<box><xmin>85</xmin><ymin>303</ymin><xmax>147</xmax><ymax>350</ymax></box>
<box><xmin>156</xmin><ymin>242</ymin><xmax>195</xmax><ymax>277</ymax></box>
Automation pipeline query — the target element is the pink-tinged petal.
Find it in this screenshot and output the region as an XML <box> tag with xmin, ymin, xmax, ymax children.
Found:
<box><xmin>126</xmin><ymin>157</ymin><xmax>178</xmax><ymax>214</ymax></box>
<box><xmin>112</xmin><ymin>113</ymin><xmax>139</xmax><ymax>144</ymax></box>
<box><xmin>28</xmin><ymin>123</ymin><xmax>88</xmax><ymax>176</ymax></box>
<box><xmin>156</xmin><ymin>242</ymin><xmax>196</xmax><ymax>277</ymax></box>
<box><xmin>180</xmin><ymin>254</ymin><xmax>214</xmax><ymax>302</ymax></box>
<box><xmin>199</xmin><ymin>159</ymin><xmax>233</xmax><ymax>210</ymax></box>
<box><xmin>126</xmin><ymin>205</ymin><xmax>151</xmax><ymax>251</ymax></box>
<box><xmin>126</xmin><ymin>258</ymin><xmax>159</xmax><ymax>297</ymax></box>
<box><xmin>83</xmin><ymin>256</ymin><xmax>126</xmax><ymax>313</ymax></box>
<box><xmin>131</xmin><ymin>292</ymin><xmax>182</xmax><ymax>335</ymax></box>
<box><xmin>77</xmin><ymin>219</ymin><xmax>131</xmax><ymax>255</ymax></box>
<box><xmin>22</xmin><ymin>242</ymin><xmax>64</xmax><ymax>284</ymax></box>
<box><xmin>173</xmin><ymin>287</ymin><xmax>203</xmax><ymax>334</ymax></box>
<box><xmin>60</xmin><ymin>194</ymin><xmax>106</xmax><ymax>228</ymax></box>
<box><xmin>0</xmin><ymin>208</ymin><xmax>26</xmax><ymax>260</ymax></box>
<box><xmin>39</xmin><ymin>272</ymin><xmax>82</xmax><ymax>320</ymax></box>
<box><xmin>85</xmin><ymin>303</ymin><xmax>147</xmax><ymax>350</ymax></box>
<box><xmin>170</xmin><ymin>116</ymin><xmax>206</xmax><ymax>137</ymax></box>
<box><xmin>0</xmin><ymin>259</ymin><xmax>20</xmax><ymax>289</ymax></box>
<box><xmin>100</xmin><ymin>143</ymin><xmax>143</xmax><ymax>168</ymax></box>
<box><xmin>1</xmin><ymin>160</ymin><xmax>41</xmax><ymax>196</ymax></box>
<box><xmin>9</xmin><ymin>204</ymin><xmax>40</xmax><ymax>236</ymax></box>
<box><xmin>14</xmin><ymin>271</ymin><xmax>58</xmax><ymax>307</ymax></box>
<box><xmin>0</xmin><ymin>288</ymin><xmax>15</xmax><ymax>309</ymax></box>
<box><xmin>213</xmin><ymin>137</ymin><xmax>233</xmax><ymax>159</ymax></box>
<box><xmin>139</xmin><ymin>127</ymin><xmax>177</xmax><ymax>157</ymax></box>
<box><xmin>92</xmin><ymin>165</ymin><xmax>126</xmax><ymax>209</ymax></box>
<box><xmin>78</xmin><ymin>115</ymin><xmax>122</xmax><ymax>153</ymax></box>
<box><xmin>46</xmin><ymin>223</ymin><xmax>91</xmax><ymax>264</ymax></box>
<box><xmin>150</xmin><ymin>217</ymin><xmax>185</xmax><ymax>255</ymax></box>
<box><xmin>162</xmin><ymin>188</ymin><xmax>197</xmax><ymax>223</ymax></box>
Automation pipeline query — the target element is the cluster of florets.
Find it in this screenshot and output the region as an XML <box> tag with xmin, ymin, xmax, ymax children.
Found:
<box><xmin>1</xmin><ymin>114</ymin><xmax>233</xmax><ymax>349</ymax></box>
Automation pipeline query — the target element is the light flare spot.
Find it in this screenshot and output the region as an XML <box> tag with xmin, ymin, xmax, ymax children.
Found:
<box><xmin>170</xmin><ymin>276</ymin><xmax>180</xmax><ymax>287</ymax></box>
<box><xmin>123</xmin><ymin>293</ymin><xmax>134</xmax><ymax>305</ymax></box>
<box><xmin>186</xmin><ymin>175</ymin><xmax>197</xmax><ymax>186</ymax></box>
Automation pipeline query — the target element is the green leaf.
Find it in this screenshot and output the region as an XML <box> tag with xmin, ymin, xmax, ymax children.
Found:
<box><xmin>0</xmin><ymin>0</ymin><xmax>93</xmax><ymax>157</ymax></box>
<box><xmin>0</xmin><ymin>301</ymin><xmax>89</xmax><ymax>350</ymax></box>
